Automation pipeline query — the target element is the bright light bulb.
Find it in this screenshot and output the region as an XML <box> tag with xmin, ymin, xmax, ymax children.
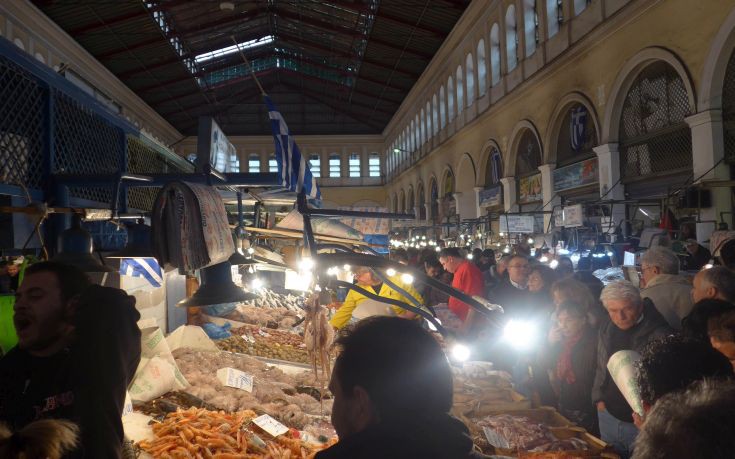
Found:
<box><xmin>527</xmin><ymin>238</ymin><xmax>534</xmax><ymax>244</ymax></box>
<box><xmin>549</xmin><ymin>259</ymin><xmax>559</xmax><ymax>269</ymax></box>
<box><xmin>251</xmin><ymin>278</ymin><xmax>263</xmax><ymax>290</ymax></box>
<box><xmin>435</xmin><ymin>247</ymin><xmax>441</xmax><ymax>252</ymax></box>
<box><xmin>703</xmin><ymin>263</ymin><xmax>714</xmax><ymax>270</ymax></box>
<box><xmin>503</xmin><ymin>246</ymin><xmax>511</xmax><ymax>254</ymax></box>
<box><xmin>422</xmin><ymin>236</ymin><xmax>426</xmax><ymax>240</ymax></box>
<box><xmin>343</xmin><ymin>264</ymin><xmax>351</xmax><ymax>271</ymax></box>
<box><xmin>539</xmin><ymin>256</ymin><xmax>549</xmax><ymax>263</ymax></box>
<box><xmin>499</xmin><ymin>232</ymin><xmax>505</xmax><ymax>237</ymax></box>
<box><xmin>401</xmin><ymin>273</ymin><xmax>414</xmax><ymax>284</ymax></box>
<box><xmin>502</xmin><ymin>319</ymin><xmax>537</xmax><ymax>351</ymax></box>
<box><xmin>298</xmin><ymin>258</ymin><xmax>315</xmax><ymax>271</ymax></box>
<box><xmin>607</xmin><ymin>251</ymin><xmax>614</xmax><ymax>257</ymax></box>
<box><xmin>467</xmin><ymin>254</ymin><xmax>474</xmax><ymax>260</ymax></box>
<box><xmin>386</xmin><ymin>268</ymin><xmax>397</xmax><ymax>276</ymax></box>
<box><xmin>451</xmin><ymin>344</ymin><xmax>471</xmax><ymax>362</ymax></box>
<box><xmin>247</xmin><ymin>247</ymin><xmax>255</xmax><ymax>254</ymax></box>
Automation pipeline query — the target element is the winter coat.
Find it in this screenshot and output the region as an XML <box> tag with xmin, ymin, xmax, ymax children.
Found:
<box><xmin>315</xmin><ymin>413</ymin><xmax>487</xmax><ymax>459</ymax></box>
<box><xmin>641</xmin><ymin>273</ymin><xmax>693</xmax><ymax>330</ymax></box>
<box><xmin>591</xmin><ymin>299</ymin><xmax>671</xmax><ymax>406</ymax></box>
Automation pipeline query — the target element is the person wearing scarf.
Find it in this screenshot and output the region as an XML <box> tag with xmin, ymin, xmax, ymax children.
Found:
<box><xmin>551</xmin><ymin>301</ymin><xmax>599</xmax><ymax>435</ymax></box>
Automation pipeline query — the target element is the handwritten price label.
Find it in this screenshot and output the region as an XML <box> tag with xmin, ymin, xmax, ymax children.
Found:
<box><xmin>241</xmin><ymin>334</ymin><xmax>256</xmax><ymax>344</ymax></box>
<box><xmin>252</xmin><ymin>414</ymin><xmax>289</xmax><ymax>437</ymax></box>
<box><xmin>216</xmin><ymin>367</ymin><xmax>254</xmax><ymax>392</ymax></box>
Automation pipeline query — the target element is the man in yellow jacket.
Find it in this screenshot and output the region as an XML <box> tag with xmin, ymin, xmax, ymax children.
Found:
<box><xmin>330</xmin><ymin>266</ymin><xmax>424</xmax><ymax>329</ymax></box>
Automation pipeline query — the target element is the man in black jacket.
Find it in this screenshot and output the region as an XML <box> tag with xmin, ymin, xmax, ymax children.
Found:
<box><xmin>316</xmin><ymin>316</ymin><xmax>486</xmax><ymax>459</ymax></box>
<box><xmin>592</xmin><ymin>281</ymin><xmax>670</xmax><ymax>459</ymax></box>
<box><xmin>0</xmin><ymin>262</ymin><xmax>142</xmax><ymax>458</ymax></box>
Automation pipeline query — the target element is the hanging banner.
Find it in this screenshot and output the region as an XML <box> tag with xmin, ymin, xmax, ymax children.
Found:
<box><xmin>499</xmin><ymin>215</ymin><xmax>536</xmax><ymax>233</ymax></box>
<box><xmin>553</xmin><ymin>158</ymin><xmax>599</xmax><ymax>192</ymax></box>
<box><xmin>518</xmin><ymin>173</ymin><xmax>543</xmax><ymax>203</ymax></box>
<box><xmin>479</xmin><ymin>185</ymin><xmax>503</xmax><ymax>208</ymax></box>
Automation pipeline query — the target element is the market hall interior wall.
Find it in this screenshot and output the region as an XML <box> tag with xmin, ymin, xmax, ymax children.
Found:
<box><xmin>382</xmin><ymin>0</ymin><xmax>735</xmax><ymax>224</ymax></box>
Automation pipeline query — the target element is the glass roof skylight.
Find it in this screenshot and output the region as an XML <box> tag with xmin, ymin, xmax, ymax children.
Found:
<box><xmin>195</xmin><ymin>36</ymin><xmax>275</xmax><ymax>63</ymax></box>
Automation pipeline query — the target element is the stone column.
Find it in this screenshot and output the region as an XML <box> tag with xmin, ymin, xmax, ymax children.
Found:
<box><xmin>686</xmin><ymin>110</ymin><xmax>732</xmax><ymax>241</ymax></box>
<box><xmin>499</xmin><ymin>177</ymin><xmax>518</xmax><ymax>213</ymax></box>
<box><xmin>474</xmin><ymin>186</ymin><xmax>484</xmax><ymax>219</ymax></box>
<box><xmin>538</xmin><ymin>163</ymin><xmax>560</xmax><ymax>231</ymax></box>
<box><xmin>594</xmin><ymin>143</ymin><xmax>626</xmax><ymax>236</ymax></box>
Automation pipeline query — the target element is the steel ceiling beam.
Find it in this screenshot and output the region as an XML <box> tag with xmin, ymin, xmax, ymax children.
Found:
<box><xmin>374</xmin><ymin>10</ymin><xmax>446</xmax><ymax>37</ymax></box>
<box><xmin>276</xmin><ymin>29</ymin><xmax>421</xmax><ymax>80</ymax></box>
<box><xmin>95</xmin><ymin>8</ymin><xmax>267</xmax><ymax>61</ymax></box>
<box><xmin>116</xmin><ymin>34</ymin><xmax>272</xmax><ymax>79</ymax></box>
<box><xmin>276</xmin><ymin>10</ymin><xmax>434</xmax><ymax>61</ymax></box>
<box><xmin>67</xmin><ymin>2</ymin><xmax>183</xmax><ymax>36</ymax></box>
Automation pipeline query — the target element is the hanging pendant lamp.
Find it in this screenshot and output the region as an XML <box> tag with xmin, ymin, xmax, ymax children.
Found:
<box><xmin>177</xmin><ymin>261</ymin><xmax>257</xmax><ymax>308</ymax></box>
<box><xmin>52</xmin><ymin>215</ymin><xmax>113</xmax><ymax>272</ymax></box>
<box><xmin>107</xmin><ymin>218</ymin><xmax>153</xmax><ymax>259</ymax></box>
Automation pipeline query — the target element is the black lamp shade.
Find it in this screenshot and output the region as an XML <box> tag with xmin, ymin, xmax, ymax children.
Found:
<box><xmin>52</xmin><ymin>216</ymin><xmax>113</xmax><ymax>272</ymax></box>
<box><xmin>107</xmin><ymin>219</ymin><xmax>153</xmax><ymax>259</ymax></box>
<box><xmin>177</xmin><ymin>261</ymin><xmax>257</xmax><ymax>308</ymax></box>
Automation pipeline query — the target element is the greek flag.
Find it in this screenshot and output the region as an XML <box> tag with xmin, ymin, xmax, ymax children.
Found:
<box><xmin>570</xmin><ymin>105</ymin><xmax>587</xmax><ymax>151</ymax></box>
<box><xmin>265</xmin><ymin>96</ymin><xmax>321</xmax><ymax>199</ymax></box>
<box><xmin>120</xmin><ymin>258</ymin><xmax>163</xmax><ymax>288</ymax></box>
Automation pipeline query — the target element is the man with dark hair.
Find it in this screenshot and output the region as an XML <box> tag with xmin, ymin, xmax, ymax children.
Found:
<box><xmin>708</xmin><ymin>309</ymin><xmax>735</xmax><ymax>370</ymax></box>
<box><xmin>487</xmin><ymin>255</ymin><xmax>534</xmax><ymax>317</ymax></box>
<box><xmin>439</xmin><ymin>248</ymin><xmax>485</xmax><ymax>335</ymax></box>
<box><xmin>316</xmin><ymin>316</ymin><xmax>485</xmax><ymax>459</ymax></box>
<box><xmin>631</xmin><ymin>380</ymin><xmax>735</xmax><ymax>459</ymax></box>
<box><xmin>634</xmin><ymin>334</ymin><xmax>733</xmax><ymax>426</ymax></box>
<box><xmin>691</xmin><ymin>266</ymin><xmax>735</xmax><ymax>304</ymax></box>
<box><xmin>719</xmin><ymin>238</ymin><xmax>735</xmax><ymax>270</ymax></box>
<box><xmin>682</xmin><ymin>299</ymin><xmax>735</xmax><ymax>342</ymax></box>
<box><xmin>0</xmin><ymin>262</ymin><xmax>142</xmax><ymax>458</ymax></box>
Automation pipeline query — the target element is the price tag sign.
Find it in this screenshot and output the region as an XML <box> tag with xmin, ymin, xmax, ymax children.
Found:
<box><xmin>216</xmin><ymin>367</ymin><xmax>254</xmax><ymax>392</ymax></box>
<box><xmin>241</xmin><ymin>334</ymin><xmax>256</xmax><ymax>344</ymax></box>
<box><xmin>252</xmin><ymin>414</ymin><xmax>289</xmax><ymax>437</ymax></box>
<box><xmin>258</xmin><ymin>329</ymin><xmax>271</xmax><ymax>338</ymax></box>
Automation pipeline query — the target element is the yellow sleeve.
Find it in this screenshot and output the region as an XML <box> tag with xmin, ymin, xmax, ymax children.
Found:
<box><xmin>329</xmin><ymin>289</ymin><xmax>362</xmax><ymax>329</ymax></box>
<box><xmin>387</xmin><ymin>276</ymin><xmax>425</xmax><ymax>316</ymax></box>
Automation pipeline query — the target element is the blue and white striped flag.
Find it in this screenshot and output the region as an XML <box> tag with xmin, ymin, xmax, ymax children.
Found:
<box><xmin>265</xmin><ymin>96</ymin><xmax>321</xmax><ymax>199</ymax></box>
<box><xmin>120</xmin><ymin>258</ymin><xmax>163</xmax><ymax>288</ymax></box>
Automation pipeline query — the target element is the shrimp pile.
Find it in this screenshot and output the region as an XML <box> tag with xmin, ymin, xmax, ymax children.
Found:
<box><xmin>137</xmin><ymin>407</ymin><xmax>332</xmax><ymax>459</ymax></box>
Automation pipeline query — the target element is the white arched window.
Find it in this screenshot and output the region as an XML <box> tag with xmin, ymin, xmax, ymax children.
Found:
<box><xmin>368</xmin><ymin>152</ymin><xmax>381</xmax><ymax>177</ymax></box>
<box><xmin>465</xmin><ymin>53</ymin><xmax>475</xmax><ymax>106</ymax></box>
<box><xmin>574</xmin><ymin>0</ymin><xmax>589</xmax><ymax>16</ymax></box>
<box><xmin>268</xmin><ymin>154</ymin><xmax>278</xmax><ymax>172</ymax></box>
<box><xmin>523</xmin><ymin>0</ymin><xmax>537</xmax><ymax>57</ymax></box>
<box><xmin>456</xmin><ymin>66</ymin><xmax>464</xmax><ymax>114</ymax></box>
<box><xmin>248</xmin><ymin>153</ymin><xmax>260</xmax><ymax>172</ymax></box>
<box><xmin>309</xmin><ymin>154</ymin><xmax>321</xmax><ymax>177</ymax></box>
<box><xmin>414</xmin><ymin>114</ymin><xmax>420</xmax><ymax>148</ymax></box>
<box><xmin>349</xmin><ymin>153</ymin><xmax>360</xmax><ymax>177</ymax></box>
<box><xmin>439</xmin><ymin>85</ymin><xmax>447</xmax><ymax>127</ymax></box>
<box><xmin>419</xmin><ymin>109</ymin><xmax>425</xmax><ymax>145</ymax></box>
<box><xmin>425</xmin><ymin>101</ymin><xmax>432</xmax><ymax>139</ymax></box>
<box><xmin>432</xmin><ymin>94</ymin><xmax>439</xmax><ymax>134</ymax></box>
<box><xmin>447</xmin><ymin>77</ymin><xmax>455</xmax><ymax>121</ymax></box>
<box><xmin>329</xmin><ymin>153</ymin><xmax>341</xmax><ymax>177</ymax></box>
<box><xmin>477</xmin><ymin>39</ymin><xmax>487</xmax><ymax>96</ymax></box>
<box><xmin>409</xmin><ymin>121</ymin><xmax>415</xmax><ymax>152</ymax></box>
<box><xmin>505</xmin><ymin>5</ymin><xmax>518</xmax><ymax>71</ymax></box>
<box><xmin>547</xmin><ymin>0</ymin><xmax>561</xmax><ymax>38</ymax></box>
<box><xmin>490</xmin><ymin>23</ymin><xmax>501</xmax><ymax>86</ymax></box>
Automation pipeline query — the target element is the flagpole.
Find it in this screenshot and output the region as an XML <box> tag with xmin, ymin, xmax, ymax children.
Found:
<box><xmin>231</xmin><ymin>36</ymin><xmax>267</xmax><ymax>96</ymax></box>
